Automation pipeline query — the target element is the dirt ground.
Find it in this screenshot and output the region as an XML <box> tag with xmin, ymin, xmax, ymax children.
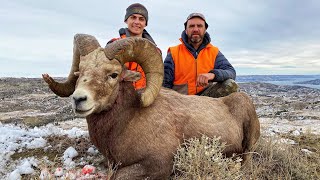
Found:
<box><xmin>0</xmin><ymin>77</ymin><xmax>319</xmax><ymax>132</ymax></box>
<box><xmin>1</xmin><ymin>77</ymin><xmax>320</xmax><ymax>179</ymax></box>
<box><xmin>0</xmin><ymin>77</ymin><xmax>74</xmax><ymax>126</ymax></box>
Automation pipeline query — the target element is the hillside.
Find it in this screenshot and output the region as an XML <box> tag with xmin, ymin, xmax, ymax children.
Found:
<box><xmin>294</xmin><ymin>78</ymin><xmax>320</xmax><ymax>85</ymax></box>
<box><xmin>0</xmin><ymin>77</ymin><xmax>319</xmax><ymax>179</ymax></box>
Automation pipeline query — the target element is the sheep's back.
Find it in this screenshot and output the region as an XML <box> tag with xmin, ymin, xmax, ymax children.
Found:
<box><xmin>132</xmin><ymin>88</ymin><xmax>247</xmax><ymax>152</ymax></box>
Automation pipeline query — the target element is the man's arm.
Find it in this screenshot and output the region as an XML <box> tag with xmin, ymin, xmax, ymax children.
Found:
<box><xmin>163</xmin><ymin>51</ymin><xmax>175</xmax><ymax>88</ymax></box>
<box><xmin>209</xmin><ymin>51</ymin><xmax>236</xmax><ymax>82</ymax></box>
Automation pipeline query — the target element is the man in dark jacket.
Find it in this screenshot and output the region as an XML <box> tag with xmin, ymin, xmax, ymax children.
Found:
<box><xmin>107</xmin><ymin>3</ymin><xmax>161</xmax><ymax>91</ymax></box>
<box><xmin>163</xmin><ymin>13</ymin><xmax>239</xmax><ymax>98</ymax></box>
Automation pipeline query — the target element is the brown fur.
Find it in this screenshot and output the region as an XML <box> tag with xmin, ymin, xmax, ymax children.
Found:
<box><xmin>86</xmin><ymin>82</ymin><xmax>260</xmax><ymax>179</ymax></box>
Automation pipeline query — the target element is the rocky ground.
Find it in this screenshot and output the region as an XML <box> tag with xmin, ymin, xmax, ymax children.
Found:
<box><xmin>0</xmin><ymin>77</ymin><xmax>320</xmax><ymax>178</ymax></box>
<box><xmin>0</xmin><ymin>78</ymin><xmax>74</xmax><ymax>127</ymax></box>
<box><xmin>242</xmin><ymin>82</ymin><xmax>320</xmax><ymax>135</ymax></box>
<box><xmin>1</xmin><ymin>77</ymin><xmax>319</xmax><ymax>133</ymax></box>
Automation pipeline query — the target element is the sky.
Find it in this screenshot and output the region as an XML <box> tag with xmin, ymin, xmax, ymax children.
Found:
<box><xmin>1</xmin><ymin>0</ymin><xmax>319</xmax><ymax>77</ymax></box>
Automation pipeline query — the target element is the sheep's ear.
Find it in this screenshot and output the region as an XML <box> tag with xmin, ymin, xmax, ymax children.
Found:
<box><xmin>121</xmin><ymin>70</ymin><xmax>141</xmax><ymax>82</ymax></box>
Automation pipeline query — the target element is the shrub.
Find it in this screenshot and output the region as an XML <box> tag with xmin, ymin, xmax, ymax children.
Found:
<box><xmin>172</xmin><ymin>135</ymin><xmax>243</xmax><ymax>180</ymax></box>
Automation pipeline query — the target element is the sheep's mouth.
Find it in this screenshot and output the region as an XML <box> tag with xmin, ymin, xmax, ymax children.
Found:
<box><xmin>74</xmin><ymin>107</ymin><xmax>94</xmax><ymax>116</ymax></box>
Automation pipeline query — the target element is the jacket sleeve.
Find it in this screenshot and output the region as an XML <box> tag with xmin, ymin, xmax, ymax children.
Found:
<box><xmin>162</xmin><ymin>51</ymin><xmax>175</xmax><ymax>88</ymax></box>
<box><xmin>209</xmin><ymin>51</ymin><xmax>236</xmax><ymax>82</ymax></box>
<box><xmin>106</xmin><ymin>38</ymin><xmax>119</xmax><ymax>45</ymax></box>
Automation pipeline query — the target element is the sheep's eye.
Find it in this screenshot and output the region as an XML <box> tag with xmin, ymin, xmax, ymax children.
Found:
<box><xmin>110</xmin><ymin>73</ymin><xmax>118</xmax><ymax>79</ymax></box>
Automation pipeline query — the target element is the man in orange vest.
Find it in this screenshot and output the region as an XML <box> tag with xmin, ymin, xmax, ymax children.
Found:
<box><xmin>163</xmin><ymin>13</ymin><xmax>239</xmax><ymax>97</ymax></box>
<box><xmin>107</xmin><ymin>3</ymin><xmax>161</xmax><ymax>91</ymax></box>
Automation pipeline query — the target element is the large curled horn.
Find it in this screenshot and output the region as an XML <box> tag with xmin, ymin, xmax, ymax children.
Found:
<box><xmin>43</xmin><ymin>34</ymin><xmax>101</xmax><ymax>97</ymax></box>
<box><xmin>105</xmin><ymin>37</ymin><xmax>163</xmax><ymax>107</ymax></box>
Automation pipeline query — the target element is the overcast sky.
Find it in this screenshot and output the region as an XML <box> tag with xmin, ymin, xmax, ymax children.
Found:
<box><xmin>1</xmin><ymin>0</ymin><xmax>319</xmax><ymax>77</ymax></box>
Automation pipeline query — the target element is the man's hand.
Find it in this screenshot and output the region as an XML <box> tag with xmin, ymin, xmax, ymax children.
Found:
<box><xmin>196</xmin><ymin>73</ymin><xmax>215</xmax><ymax>87</ymax></box>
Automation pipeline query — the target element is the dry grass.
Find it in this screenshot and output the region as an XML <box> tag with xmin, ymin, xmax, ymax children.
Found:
<box><xmin>244</xmin><ymin>133</ymin><xmax>320</xmax><ymax>179</ymax></box>
<box><xmin>172</xmin><ymin>135</ymin><xmax>243</xmax><ymax>180</ymax></box>
<box><xmin>172</xmin><ymin>134</ymin><xmax>320</xmax><ymax>180</ymax></box>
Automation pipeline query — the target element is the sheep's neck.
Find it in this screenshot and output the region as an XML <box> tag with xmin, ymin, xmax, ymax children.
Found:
<box><xmin>86</xmin><ymin>82</ymin><xmax>140</xmax><ymax>159</ymax></box>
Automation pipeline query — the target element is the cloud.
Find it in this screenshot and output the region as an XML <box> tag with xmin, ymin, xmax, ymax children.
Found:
<box><xmin>1</xmin><ymin>0</ymin><xmax>320</xmax><ymax>77</ymax></box>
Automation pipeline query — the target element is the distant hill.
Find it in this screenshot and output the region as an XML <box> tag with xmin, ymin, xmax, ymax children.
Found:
<box><xmin>294</xmin><ymin>79</ymin><xmax>320</xmax><ymax>85</ymax></box>
<box><xmin>236</xmin><ymin>75</ymin><xmax>320</xmax><ymax>90</ymax></box>
<box><xmin>237</xmin><ymin>75</ymin><xmax>320</xmax><ymax>82</ymax></box>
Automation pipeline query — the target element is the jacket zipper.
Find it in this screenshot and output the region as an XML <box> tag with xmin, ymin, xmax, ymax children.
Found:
<box><xmin>195</xmin><ymin>52</ymin><xmax>198</xmax><ymax>94</ymax></box>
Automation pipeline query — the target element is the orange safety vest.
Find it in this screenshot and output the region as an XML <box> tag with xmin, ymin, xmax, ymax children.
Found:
<box><xmin>170</xmin><ymin>39</ymin><xmax>219</xmax><ymax>95</ymax></box>
<box><xmin>119</xmin><ymin>34</ymin><xmax>146</xmax><ymax>90</ymax></box>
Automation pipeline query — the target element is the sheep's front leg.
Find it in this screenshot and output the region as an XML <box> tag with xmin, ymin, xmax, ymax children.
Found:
<box><xmin>111</xmin><ymin>163</ymin><xmax>147</xmax><ymax>180</ymax></box>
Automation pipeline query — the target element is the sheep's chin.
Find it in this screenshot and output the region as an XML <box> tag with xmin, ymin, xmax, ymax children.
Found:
<box><xmin>74</xmin><ymin>107</ymin><xmax>94</xmax><ymax>117</ymax></box>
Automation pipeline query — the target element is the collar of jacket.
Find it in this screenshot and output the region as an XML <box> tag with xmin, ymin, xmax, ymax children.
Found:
<box><xmin>118</xmin><ymin>28</ymin><xmax>157</xmax><ymax>45</ymax></box>
<box><xmin>180</xmin><ymin>30</ymin><xmax>211</xmax><ymax>55</ymax></box>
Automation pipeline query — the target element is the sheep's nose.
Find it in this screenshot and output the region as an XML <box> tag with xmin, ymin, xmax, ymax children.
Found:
<box><xmin>73</xmin><ymin>96</ymin><xmax>87</xmax><ymax>106</ymax></box>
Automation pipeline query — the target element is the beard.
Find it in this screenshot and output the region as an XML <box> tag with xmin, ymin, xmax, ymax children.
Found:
<box><xmin>189</xmin><ymin>34</ymin><xmax>204</xmax><ymax>44</ymax></box>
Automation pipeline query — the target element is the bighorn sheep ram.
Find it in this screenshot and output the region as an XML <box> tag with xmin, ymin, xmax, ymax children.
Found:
<box><xmin>42</xmin><ymin>34</ymin><xmax>260</xmax><ymax>179</ymax></box>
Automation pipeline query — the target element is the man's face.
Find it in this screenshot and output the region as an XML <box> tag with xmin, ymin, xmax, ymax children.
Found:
<box><xmin>125</xmin><ymin>14</ymin><xmax>147</xmax><ymax>37</ymax></box>
<box><xmin>185</xmin><ymin>17</ymin><xmax>206</xmax><ymax>44</ymax></box>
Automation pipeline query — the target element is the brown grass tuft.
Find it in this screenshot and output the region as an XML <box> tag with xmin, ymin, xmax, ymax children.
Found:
<box><xmin>244</xmin><ymin>134</ymin><xmax>320</xmax><ymax>179</ymax></box>
<box><xmin>172</xmin><ymin>135</ymin><xmax>243</xmax><ymax>180</ymax></box>
<box><xmin>172</xmin><ymin>133</ymin><xmax>320</xmax><ymax>179</ymax></box>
